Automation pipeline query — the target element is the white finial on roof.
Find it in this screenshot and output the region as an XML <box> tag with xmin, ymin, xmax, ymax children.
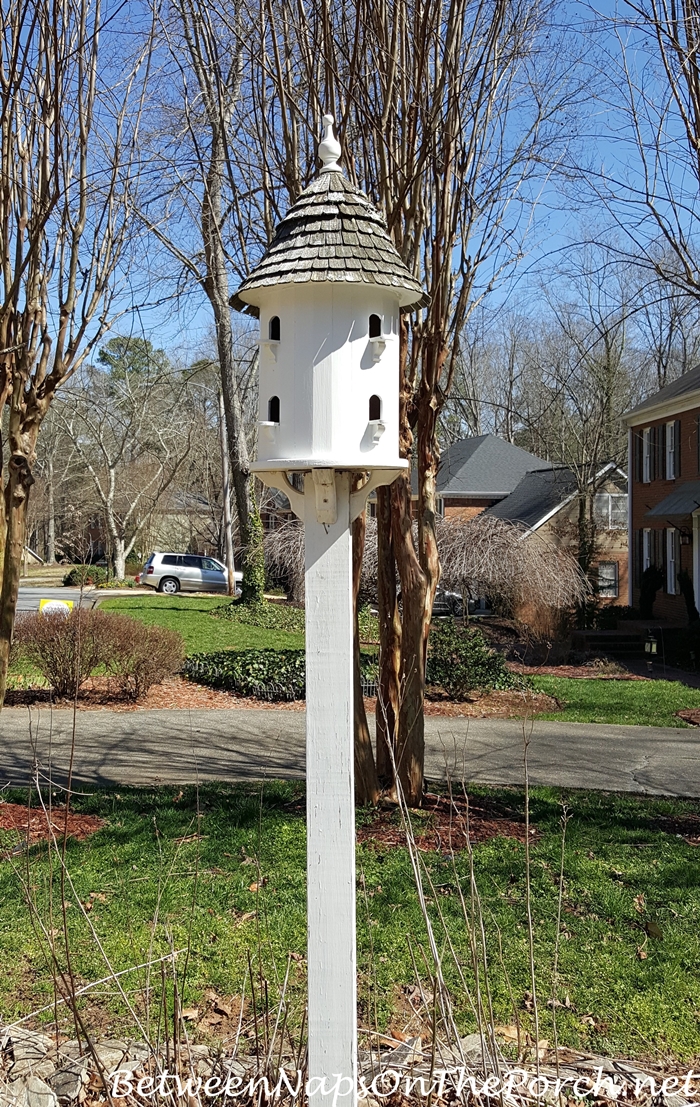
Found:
<box><xmin>319</xmin><ymin>114</ymin><xmax>342</xmax><ymax>173</ymax></box>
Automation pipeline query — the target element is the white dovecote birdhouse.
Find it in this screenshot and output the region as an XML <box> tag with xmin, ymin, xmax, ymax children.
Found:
<box><xmin>232</xmin><ymin>116</ymin><xmax>426</xmax><ymax>476</ymax></box>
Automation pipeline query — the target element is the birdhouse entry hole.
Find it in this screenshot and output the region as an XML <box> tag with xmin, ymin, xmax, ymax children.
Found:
<box><xmin>268</xmin><ymin>396</ymin><xmax>280</xmax><ymax>423</ymax></box>
<box><xmin>369</xmin><ymin>314</ymin><xmax>382</xmax><ymax>339</ymax></box>
<box><xmin>369</xmin><ymin>395</ymin><xmax>382</xmax><ymax>421</ymax></box>
<box><xmin>269</xmin><ymin>316</ymin><xmax>281</xmax><ymax>341</ymax></box>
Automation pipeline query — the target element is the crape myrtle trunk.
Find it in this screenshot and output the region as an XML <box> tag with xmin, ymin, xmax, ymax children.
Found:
<box><xmin>352</xmin><ymin>477</ymin><xmax>380</xmax><ymax>805</ymax></box>
<box><xmin>376</xmin><ymin>321</ymin><xmax>444</xmax><ymax>807</ymax></box>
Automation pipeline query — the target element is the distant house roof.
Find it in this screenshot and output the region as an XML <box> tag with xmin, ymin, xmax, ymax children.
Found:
<box><xmin>485</xmin><ymin>466</ymin><xmax>581</xmax><ymax>529</ymax></box>
<box><xmin>623</xmin><ymin>364</ymin><xmax>700</xmax><ymax>423</ymax></box>
<box><xmin>485</xmin><ymin>463</ymin><xmax>626</xmax><ymax>530</ymax></box>
<box><xmin>426</xmin><ymin>435</ymin><xmax>551</xmax><ymax>498</ymax></box>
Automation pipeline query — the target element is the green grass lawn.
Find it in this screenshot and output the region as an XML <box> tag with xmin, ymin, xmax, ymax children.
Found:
<box><xmin>1</xmin><ymin>782</ymin><xmax>700</xmax><ymax>1062</ymax></box>
<box><xmin>533</xmin><ymin>676</ymin><xmax>700</xmax><ymax>727</ymax></box>
<box><xmin>98</xmin><ymin>595</ymin><xmax>305</xmax><ymax>653</ymax></box>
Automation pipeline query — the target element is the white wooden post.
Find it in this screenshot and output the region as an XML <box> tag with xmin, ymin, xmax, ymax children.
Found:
<box><xmin>304</xmin><ymin>470</ymin><xmax>357</xmax><ymax>1104</ymax></box>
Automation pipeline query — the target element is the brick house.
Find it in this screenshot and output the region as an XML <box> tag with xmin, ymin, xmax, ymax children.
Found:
<box><xmin>623</xmin><ymin>366</ymin><xmax>700</xmax><ymax>623</ymax></box>
<box><xmin>486</xmin><ymin>463</ymin><xmax>629</xmax><ymax>604</ymax></box>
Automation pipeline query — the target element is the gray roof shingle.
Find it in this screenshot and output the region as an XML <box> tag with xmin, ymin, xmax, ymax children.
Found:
<box><xmin>624</xmin><ymin>364</ymin><xmax>700</xmax><ymax>421</ymax></box>
<box><xmin>485</xmin><ymin>466</ymin><xmax>579</xmax><ymax>528</ymax></box>
<box><xmin>424</xmin><ymin>435</ymin><xmax>551</xmax><ymax>498</ymax></box>
<box><xmin>232</xmin><ymin>171</ymin><xmax>427</xmax><ymax>315</ymax></box>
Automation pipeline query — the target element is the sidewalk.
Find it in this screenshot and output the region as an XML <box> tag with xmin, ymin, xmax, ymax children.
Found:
<box><xmin>1</xmin><ymin>708</ymin><xmax>699</xmax><ymax>796</ymax></box>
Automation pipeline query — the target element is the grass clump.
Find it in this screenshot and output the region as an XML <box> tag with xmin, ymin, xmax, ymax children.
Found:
<box><xmin>533</xmin><ymin>675</ymin><xmax>700</xmax><ymax>727</ymax></box>
<box><xmin>99</xmin><ymin>595</ymin><xmax>305</xmax><ymax>654</ymax></box>
<box><xmin>1</xmin><ymin>782</ymin><xmax>700</xmax><ymax>1060</ymax></box>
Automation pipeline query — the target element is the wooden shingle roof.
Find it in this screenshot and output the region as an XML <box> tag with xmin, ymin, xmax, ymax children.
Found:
<box><xmin>232</xmin><ymin>170</ymin><xmax>427</xmax><ymax>315</ymax></box>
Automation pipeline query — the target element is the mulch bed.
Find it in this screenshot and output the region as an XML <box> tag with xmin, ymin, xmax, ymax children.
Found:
<box><xmin>0</xmin><ymin>802</ymin><xmax>104</xmax><ymax>852</ymax></box>
<box><xmin>651</xmin><ymin>811</ymin><xmax>700</xmax><ymax>846</ymax></box>
<box><xmin>4</xmin><ymin>677</ymin><xmax>560</xmax><ymax>717</ymax></box>
<box><xmin>676</xmin><ymin>708</ymin><xmax>700</xmax><ymax>726</ymax></box>
<box><xmin>508</xmin><ymin>662</ymin><xmax>647</xmax><ymax>680</ymax></box>
<box><xmin>357</xmin><ymin>792</ymin><xmax>536</xmax><ymax>852</ymax></box>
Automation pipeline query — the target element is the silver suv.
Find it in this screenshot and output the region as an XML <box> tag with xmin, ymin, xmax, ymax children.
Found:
<box><xmin>139</xmin><ymin>552</ymin><xmax>242</xmax><ymax>595</ymax></box>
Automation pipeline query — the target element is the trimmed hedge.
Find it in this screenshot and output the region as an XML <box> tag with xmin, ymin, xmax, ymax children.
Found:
<box><xmin>184</xmin><ymin>648</ymin><xmax>379</xmax><ymax>701</ymax></box>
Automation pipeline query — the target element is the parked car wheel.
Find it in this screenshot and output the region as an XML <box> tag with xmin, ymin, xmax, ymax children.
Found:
<box><xmin>158</xmin><ymin>576</ymin><xmax>180</xmax><ymax>595</ymax></box>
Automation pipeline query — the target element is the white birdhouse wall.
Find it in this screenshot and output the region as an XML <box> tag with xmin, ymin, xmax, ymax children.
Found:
<box><xmin>255</xmin><ymin>283</ymin><xmax>403</xmax><ymax>469</ymax></box>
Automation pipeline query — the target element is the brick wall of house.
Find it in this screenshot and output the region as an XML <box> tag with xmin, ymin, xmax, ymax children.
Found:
<box><xmin>542</xmin><ymin>489</ymin><xmax>629</xmax><ymax>607</ymax></box>
<box><xmin>442</xmin><ymin>497</ymin><xmax>498</xmax><ymax>521</ymax></box>
<box><xmin>630</xmin><ymin>406</ymin><xmax>700</xmax><ymax>624</ymax></box>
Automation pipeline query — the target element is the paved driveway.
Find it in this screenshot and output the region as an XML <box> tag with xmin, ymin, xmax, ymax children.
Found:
<box><xmin>1</xmin><ymin>708</ymin><xmax>699</xmax><ymax>796</ymax></box>
<box><xmin>16</xmin><ymin>587</ymin><xmax>96</xmax><ymax>612</ymax></box>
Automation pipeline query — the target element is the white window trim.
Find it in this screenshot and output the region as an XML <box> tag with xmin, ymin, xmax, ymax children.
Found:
<box><xmin>667</xmin><ymin>527</ymin><xmax>678</xmax><ymax>594</ymax></box>
<box><xmin>666</xmin><ymin>421</ymin><xmax>675</xmax><ymax>480</ymax></box>
<box><xmin>643</xmin><ymin>528</ymin><xmax>652</xmax><ymax>571</ymax></box>
<box><xmin>642</xmin><ymin>427</ymin><xmax>651</xmax><ymax>483</ymax></box>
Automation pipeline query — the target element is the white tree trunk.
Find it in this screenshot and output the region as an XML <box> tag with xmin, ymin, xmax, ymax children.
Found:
<box><xmin>112</xmin><ymin>539</ymin><xmax>126</xmax><ymax>582</ymax></box>
<box><xmin>46</xmin><ymin>457</ymin><xmax>56</xmax><ymax>564</ymax></box>
<box><xmin>219</xmin><ymin>390</ymin><xmax>236</xmax><ymax>595</ymax></box>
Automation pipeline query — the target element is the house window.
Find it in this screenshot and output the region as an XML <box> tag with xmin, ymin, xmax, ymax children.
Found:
<box><xmin>643</xmin><ymin>528</ymin><xmax>652</xmax><ymax>571</ymax></box>
<box><xmin>667</xmin><ymin>527</ymin><xmax>678</xmax><ymax>594</ymax></box>
<box><xmin>268</xmin><ymin>395</ymin><xmax>280</xmax><ymax>423</ymax></box>
<box><xmin>369</xmin><ymin>394</ymin><xmax>382</xmax><ymax>421</ymax></box>
<box><xmin>666</xmin><ymin>421</ymin><xmax>676</xmax><ymax>479</ymax></box>
<box><xmin>369</xmin><ymin>314</ymin><xmax>382</xmax><ymax>339</ymax></box>
<box><xmin>594</xmin><ymin>492</ymin><xmax>628</xmax><ymax>529</ymax></box>
<box><xmin>436</xmin><ymin>496</ymin><xmax>444</xmax><ymax>519</ymax></box>
<box><xmin>642</xmin><ymin>427</ymin><xmax>651</xmax><ymax>482</ymax></box>
<box><xmin>598</xmin><ymin>561</ymin><xmax>619</xmax><ymax>598</ymax></box>
<box><xmin>269</xmin><ymin>316</ymin><xmax>281</xmax><ymax>341</ymax></box>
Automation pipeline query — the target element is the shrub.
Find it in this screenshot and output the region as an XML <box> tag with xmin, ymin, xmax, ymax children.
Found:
<box><xmin>13</xmin><ymin>609</ymin><xmax>111</xmax><ymax>697</ymax></box>
<box><xmin>62</xmin><ymin>565</ymin><xmax>108</xmax><ymax>587</ymax></box>
<box><xmin>13</xmin><ymin>609</ymin><xmax>184</xmax><ymax>699</ymax></box>
<box><xmin>185</xmin><ymin>648</ymin><xmax>378</xmax><ymax>701</ymax></box>
<box><xmin>103</xmin><ymin>619</ymin><xmax>184</xmax><ymax>699</ymax></box>
<box><xmin>426</xmin><ymin>619</ymin><xmax>526</xmax><ymax>697</ymax></box>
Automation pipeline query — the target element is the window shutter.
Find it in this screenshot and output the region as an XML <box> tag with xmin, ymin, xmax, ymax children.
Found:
<box><xmin>634</xmin><ymin>530</ymin><xmax>641</xmax><ymax>587</ymax></box>
<box><xmin>662</xmin><ymin>529</ymin><xmax>669</xmax><ymax>591</ymax></box>
<box><xmin>634</xmin><ymin>431</ymin><xmax>642</xmax><ymax>482</ymax></box>
<box><xmin>650</xmin><ymin>426</ymin><xmax>656</xmax><ymax>480</ymax></box>
<box><xmin>659</xmin><ymin>423</ymin><xmax>666</xmax><ymax>478</ymax></box>
<box><xmin>675</xmin><ymin>419</ymin><xmax>681</xmax><ymax>477</ymax></box>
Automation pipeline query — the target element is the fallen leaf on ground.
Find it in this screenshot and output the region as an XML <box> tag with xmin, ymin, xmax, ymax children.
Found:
<box><xmin>633</xmin><ymin>894</ymin><xmax>646</xmax><ymax>913</ymax></box>
<box><xmin>494</xmin><ymin>1025</ymin><xmax>519</xmax><ymax>1042</ymax></box>
<box><xmin>645</xmin><ymin>919</ymin><xmax>663</xmax><ymax>939</ymax></box>
<box><xmin>637</xmin><ymin>947</ymin><xmax>648</xmax><ymax>960</ymax></box>
<box><xmin>181</xmin><ymin>1008</ymin><xmax>199</xmax><ymax>1021</ymax></box>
